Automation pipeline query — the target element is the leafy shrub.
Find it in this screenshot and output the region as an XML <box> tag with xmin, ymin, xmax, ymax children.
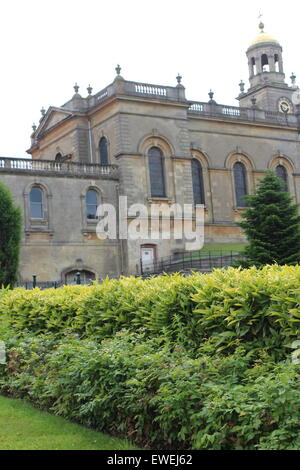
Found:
<box><xmin>2</xmin><ymin>266</ymin><xmax>300</xmax><ymax>359</ymax></box>
<box><xmin>2</xmin><ymin>266</ymin><xmax>300</xmax><ymax>449</ymax></box>
<box><xmin>1</xmin><ymin>331</ymin><xmax>300</xmax><ymax>450</ymax></box>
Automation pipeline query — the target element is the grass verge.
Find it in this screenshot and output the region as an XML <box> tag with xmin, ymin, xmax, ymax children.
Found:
<box><xmin>0</xmin><ymin>395</ymin><xmax>138</xmax><ymax>450</ymax></box>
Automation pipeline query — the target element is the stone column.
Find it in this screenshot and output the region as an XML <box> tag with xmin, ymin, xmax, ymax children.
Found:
<box><xmin>268</xmin><ymin>54</ymin><xmax>275</xmax><ymax>72</ymax></box>
<box><xmin>256</xmin><ymin>55</ymin><xmax>262</xmax><ymax>75</ymax></box>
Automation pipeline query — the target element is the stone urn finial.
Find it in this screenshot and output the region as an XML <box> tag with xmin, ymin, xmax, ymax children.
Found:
<box><xmin>176</xmin><ymin>73</ymin><xmax>182</xmax><ymax>85</ymax></box>
<box><xmin>291</xmin><ymin>73</ymin><xmax>296</xmax><ymax>86</ymax></box>
<box><xmin>239</xmin><ymin>80</ymin><xmax>245</xmax><ymax>93</ymax></box>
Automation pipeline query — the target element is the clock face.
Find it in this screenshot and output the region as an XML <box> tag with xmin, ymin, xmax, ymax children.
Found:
<box><xmin>278</xmin><ymin>97</ymin><xmax>293</xmax><ymax>114</ymax></box>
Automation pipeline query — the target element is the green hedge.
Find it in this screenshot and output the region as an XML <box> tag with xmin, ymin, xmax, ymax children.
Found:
<box><xmin>1</xmin><ymin>331</ymin><xmax>300</xmax><ymax>450</ymax></box>
<box><xmin>1</xmin><ymin>266</ymin><xmax>300</xmax><ymax>357</ymax></box>
<box><xmin>2</xmin><ymin>266</ymin><xmax>300</xmax><ymax>449</ymax></box>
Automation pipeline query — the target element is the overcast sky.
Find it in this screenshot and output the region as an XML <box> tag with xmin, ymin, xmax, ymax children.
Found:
<box><xmin>1</xmin><ymin>0</ymin><xmax>299</xmax><ymax>158</ymax></box>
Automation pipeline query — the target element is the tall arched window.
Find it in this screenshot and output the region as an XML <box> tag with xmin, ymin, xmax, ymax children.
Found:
<box><xmin>191</xmin><ymin>159</ymin><xmax>205</xmax><ymax>205</ymax></box>
<box><xmin>276</xmin><ymin>165</ymin><xmax>288</xmax><ymax>191</ymax></box>
<box><xmin>234</xmin><ymin>162</ymin><xmax>248</xmax><ymax>207</ymax></box>
<box><xmin>148</xmin><ymin>147</ymin><xmax>166</xmax><ymax>197</ymax></box>
<box><xmin>99</xmin><ymin>137</ymin><xmax>108</xmax><ymax>165</ymax></box>
<box><xmin>30</xmin><ymin>187</ymin><xmax>44</xmax><ymax>219</ymax></box>
<box><xmin>55</xmin><ymin>153</ymin><xmax>62</xmax><ymax>162</ymax></box>
<box><xmin>86</xmin><ymin>189</ymin><xmax>98</xmax><ymax>219</ymax></box>
<box><xmin>261</xmin><ymin>54</ymin><xmax>269</xmax><ymax>72</ymax></box>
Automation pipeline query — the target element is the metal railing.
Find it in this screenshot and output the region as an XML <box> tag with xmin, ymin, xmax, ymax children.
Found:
<box><xmin>13</xmin><ymin>251</ymin><xmax>245</xmax><ymax>289</ymax></box>
<box><xmin>140</xmin><ymin>250</ymin><xmax>245</xmax><ymax>276</ymax></box>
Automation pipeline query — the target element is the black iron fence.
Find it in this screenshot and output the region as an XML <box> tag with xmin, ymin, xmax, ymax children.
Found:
<box><xmin>14</xmin><ymin>281</ymin><xmax>66</xmax><ymax>290</ymax></box>
<box><xmin>14</xmin><ymin>251</ymin><xmax>245</xmax><ymax>289</ymax></box>
<box><xmin>140</xmin><ymin>250</ymin><xmax>245</xmax><ymax>276</ymax></box>
<box><xmin>15</xmin><ymin>271</ymin><xmax>92</xmax><ymax>290</ymax></box>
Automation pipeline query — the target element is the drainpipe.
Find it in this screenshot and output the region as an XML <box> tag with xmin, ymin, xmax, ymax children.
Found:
<box><xmin>88</xmin><ymin>118</ymin><xmax>94</xmax><ymax>163</ymax></box>
<box><xmin>116</xmin><ymin>184</ymin><xmax>124</xmax><ymax>275</ymax></box>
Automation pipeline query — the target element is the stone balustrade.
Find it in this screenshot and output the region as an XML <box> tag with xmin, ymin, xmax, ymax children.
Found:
<box><xmin>188</xmin><ymin>101</ymin><xmax>298</xmax><ymax>126</ymax></box>
<box><xmin>0</xmin><ymin>158</ymin><xmax>119</xmax><ymax>179</ymax></box>
<box><xmin>61</xmin><ymin>78</ymin><xmax>299</xmax><ymax>127</ymax></box>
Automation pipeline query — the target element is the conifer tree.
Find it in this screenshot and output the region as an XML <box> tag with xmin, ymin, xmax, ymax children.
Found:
<box><xmin>238</xmin><ymin>170</ymin><xmax>300</xmax><ymax>266</ymax></box>
<box><xmin>0</xmin><ymin>182</ymin><xmax>22</xmax><ymax>286</ymax></box>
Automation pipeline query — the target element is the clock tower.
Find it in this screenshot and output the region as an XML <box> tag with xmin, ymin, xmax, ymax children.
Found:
<box><xmin>238</xmin><ymin>21</ymin><xmax>297</xmax><ymax>113</ymax></box>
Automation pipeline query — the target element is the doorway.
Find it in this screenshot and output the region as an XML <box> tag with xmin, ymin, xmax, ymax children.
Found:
<box><xmin>141</xmin><ymin>245</ymin><xmax>156</xmax><ymax>273</ymax></box>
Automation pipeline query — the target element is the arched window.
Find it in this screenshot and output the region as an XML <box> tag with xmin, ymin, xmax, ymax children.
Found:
<box><xmin>276</xmin><ymin>165</ymin><xmax>288</xmax><ymax>191</ymax></box>
<box><xmin>261</xmin><ymin>54</ymin><xmax>269</xmax><ymax>72</ymax></box>
<box><xmin>234</xmin><ymin>162</ymin><xmax>248</xmax><ymax>207</ymax></box>
<box><xmin>55</xmin><ymin>153</ymin><xmax>62</xmax><ymax>162</ymax></box>
<box><xmin>99</xmin><ymin>137</ymin><xmax>108</xmax><ymax>165</ymax></box>
<box><xmin>29</xmin><ymin>187</ymin><xmax>44</xmax><ymax>219</ymax></box>
<box><xmin>191</xmin><ymin>159</ymin><xmax>205</xmax><ymax>205</ymax></box>
<box><xmin>148</xmin><ymin>147</ymin><xmax>166</xmax><ymax>197</ymax></box>
<box><xmin>86</xmin><ymin>189</ymin><xmax>98</xmax><ymax>219</ymax></box>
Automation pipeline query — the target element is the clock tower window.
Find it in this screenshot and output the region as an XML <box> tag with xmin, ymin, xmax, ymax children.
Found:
<box><xmin>261</xmin><ymin>54</ymin><xmax>270</xmax><ymax>72</ymax></box>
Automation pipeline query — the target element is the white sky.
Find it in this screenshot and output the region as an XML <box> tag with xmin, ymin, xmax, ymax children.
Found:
<box><xmin>1</xmin><ymin>0</ymin><xmax>299</xmax><ymax>158</ymax></box>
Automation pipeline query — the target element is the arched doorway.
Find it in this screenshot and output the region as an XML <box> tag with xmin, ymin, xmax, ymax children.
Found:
<box><xmin>64</xmin><ymin>269</ymin><xmax>96</xmax><ymax>285</ymax></box>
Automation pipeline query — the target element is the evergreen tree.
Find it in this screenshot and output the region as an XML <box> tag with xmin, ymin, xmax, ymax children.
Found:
<box><xmin>238</xmin><ymin>170</ymin><xmax>300</xmax><ymax>266</ymax></box>
<box><xmin>0</xmin><ymin>182</ymin><xmax>22</xmax><ymax>286</ymax></box>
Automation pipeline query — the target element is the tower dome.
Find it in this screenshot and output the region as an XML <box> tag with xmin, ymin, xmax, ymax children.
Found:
<box><xmin>249</xmin><ymin>22</ymin><xmax>280</xmax><ymax>48</ymax></box>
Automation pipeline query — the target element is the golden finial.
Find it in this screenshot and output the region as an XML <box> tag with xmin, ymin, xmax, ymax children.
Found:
<box><xmin>258</xmin><ymin>11</ymin><xmax>264</xmax><ymax>32</ymax></box>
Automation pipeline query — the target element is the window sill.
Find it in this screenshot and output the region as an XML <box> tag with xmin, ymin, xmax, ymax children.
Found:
<box><xmin>25</xmin><ymin>229</ymin><xmax>53</xmax><ymax>234</ymax></box>
<box><xmin>30</xmin><ymin>218</ymin><xmax>47</xmax><ymax>223</ymax></box>
<box><xmin>87</xmin><ymin>219</ymin><xmax>99</xmax><ymax>224</ymax></box>
<box><xmin>147</xmin><ymin>197</ymin><xmax>173</xmax><ymax>204</ymax></box>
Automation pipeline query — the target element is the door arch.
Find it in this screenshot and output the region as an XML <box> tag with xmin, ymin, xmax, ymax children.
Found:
<box><xmin>62</xmin><ymin>268</ymin><xmax>96</xmax><ymax>284</ymax></box>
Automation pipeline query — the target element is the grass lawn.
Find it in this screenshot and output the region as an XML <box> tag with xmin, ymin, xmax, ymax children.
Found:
<box><xmin>167</xmin><ymin>242</ymin><xmax>247</xmax><ymax>264</ymax></box>
<box><xmin>0</xmin><ymin>395</ymin><xmax>138</xmax><ymax>450</ymax></box>
<box><xmin>200</xmin><ymin>242</ymin><xmax>247</xmax><ymax>254</ymax></box>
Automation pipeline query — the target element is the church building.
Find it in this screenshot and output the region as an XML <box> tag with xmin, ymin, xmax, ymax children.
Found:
<box><xmin>1</xmin><ymin>21</ymin><xmax>300</xmax><ymax>282</ymax></box>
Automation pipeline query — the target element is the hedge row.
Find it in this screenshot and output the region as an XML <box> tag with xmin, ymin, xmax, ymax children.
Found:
<box><xmin>1</xmin><ymin>331</ymin><xmax>300</xmax><ymax>450</ymax></box>
<box><xmin>2</xmin><ymin>266</ymin><xmax>300</xmax><ymax>357</ymax></box>
<box><xmin>2</xmin><ymin>266</ymin><xmax>300</xmax><ymax>449</ymax></box>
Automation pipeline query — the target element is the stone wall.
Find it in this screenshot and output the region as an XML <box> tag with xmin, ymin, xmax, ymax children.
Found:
<box><xmin>0</xmin><ymin>170</ymin><xmax>120</xmax><ymax>281</ymax></box>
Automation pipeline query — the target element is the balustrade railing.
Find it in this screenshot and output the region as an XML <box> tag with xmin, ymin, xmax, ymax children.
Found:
<box><xmin>134</xmin><ymin>83</ymin><xmax>167</xmax><ymax>97</ymax></box>
<box><xmin>188</xmin><ymin>101</ymin><xmax>298</xmax><ymax>126</ymax></box>
<box><xmin>96</xmin><ymin>90</ymin><xmax>109</xmax><ymax>102</ymax></box>
<box><xmin>0</xmin><ymin>158</ymin><xmax>119</xmax><ymax>178</ymax></box>
<box><xmin>62</xmin><ymin>78</ymin><xmax>298</xmax><ymax>127</ymax></box>
<box><xmin>122</xmin><ymin>80</ymin><xmax>185</xmax><ymax>101</ymax></box>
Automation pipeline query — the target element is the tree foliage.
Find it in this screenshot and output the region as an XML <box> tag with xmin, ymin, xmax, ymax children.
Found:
<box><xmin>0</xmin><ymin>182</ymin><xmax>22</xmax><ymax>286</ymax></box>
<box><xmin>238</xmin><ymin>171</ymin><xmax>300</xmax><ymax>266</ymax></box>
